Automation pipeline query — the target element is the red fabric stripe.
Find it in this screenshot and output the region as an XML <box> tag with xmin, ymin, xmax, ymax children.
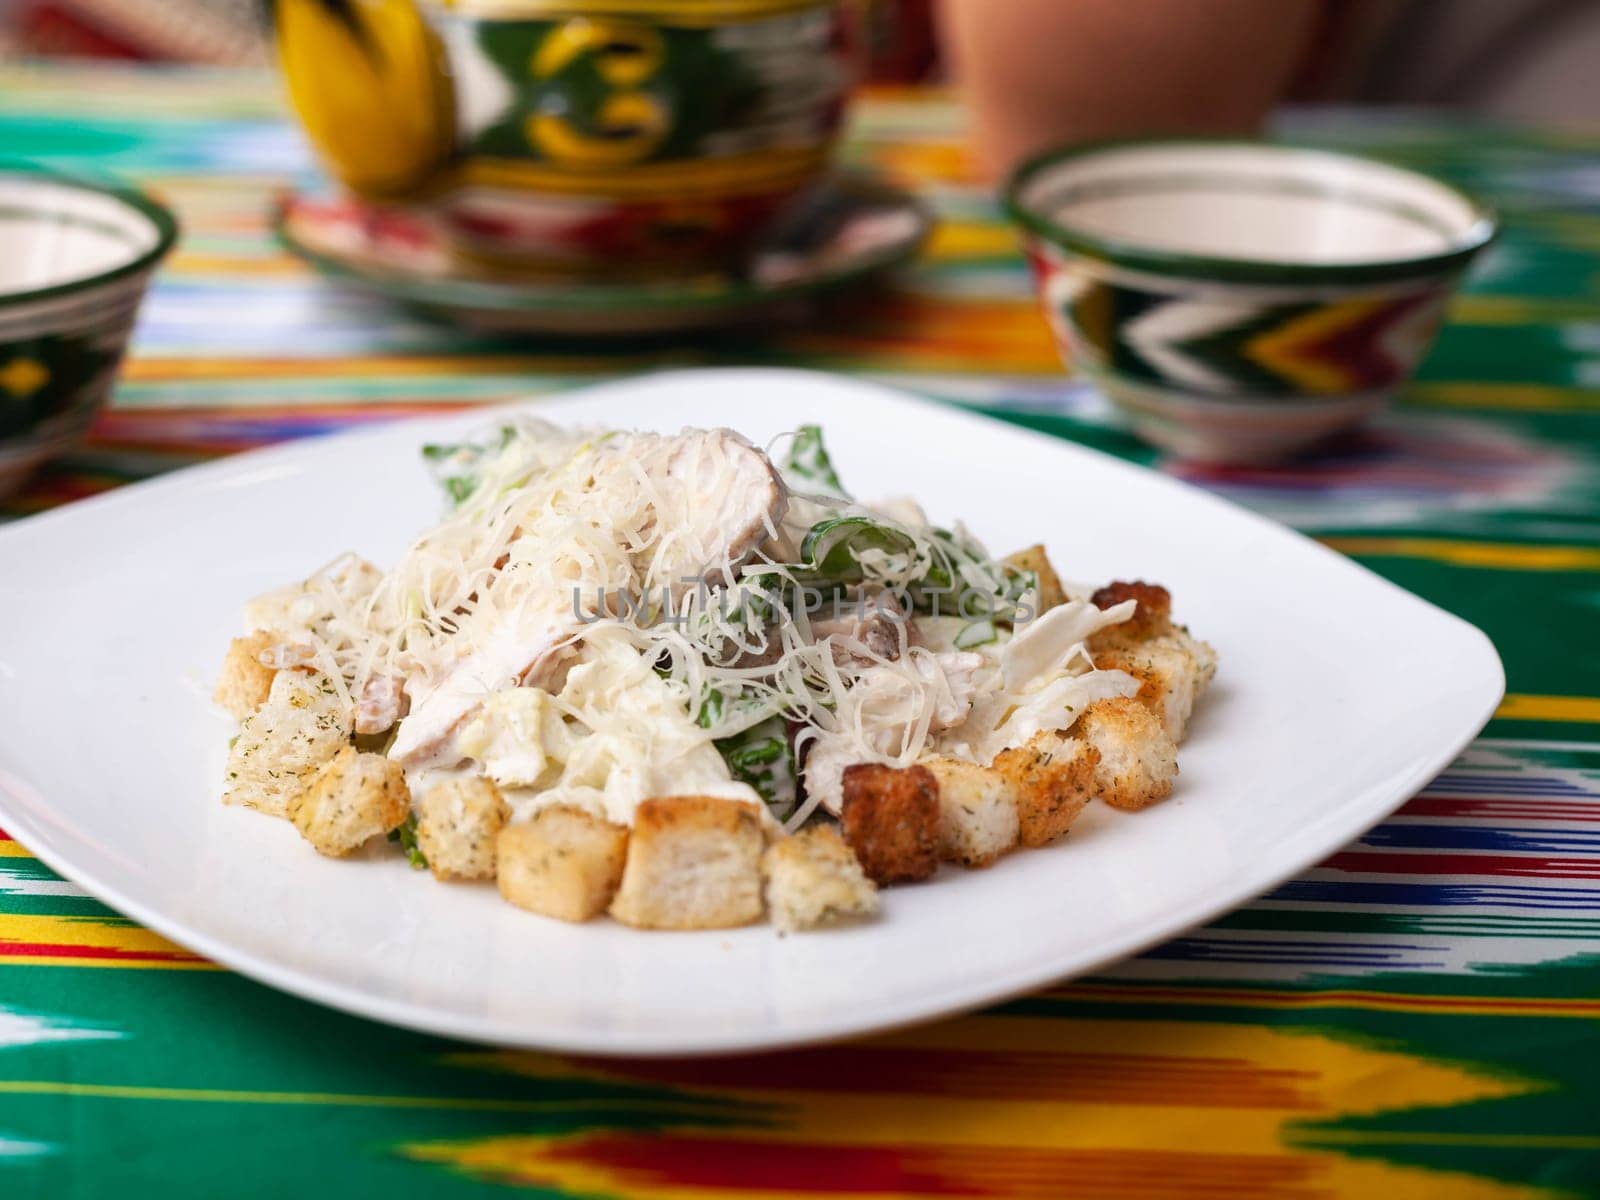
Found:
<box><xmin>1401</xmin><ymin>795</ymin><xmax>1600</xmax><ymax>821</ymax></box>
<box><xmin>0</xmin><ymin>941</ymin><xmax>202</xmax><ymax>963</ymax></box>
<box><xmin>1322</xmin><ymin>850</ymin><xmax>1600</xmax><ymax>879</ymax></box>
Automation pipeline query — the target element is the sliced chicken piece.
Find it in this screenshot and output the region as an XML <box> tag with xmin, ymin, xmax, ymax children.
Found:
<box><xmin>391</xmin><ymin>429</ymin><xmax>788</xmax><ymax>769</ymax></box>
<box><xmin>812</xmin><ymin>591</ymin><xmax>910</xmax><ymax>664</ymax></box>
<box><xmin>389</xmin><ymin>611</ymin><xmax>574</xmax><ymax>767</ymax></box>
<box><xmin>641</xmin><ymin>428</ymin><xmax>787</xmax><ymax>591</ymax></box>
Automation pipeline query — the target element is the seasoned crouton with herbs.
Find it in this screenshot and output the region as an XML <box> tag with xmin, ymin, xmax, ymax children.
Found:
<box><xmin>1095</xmin><ymin>630</ymin><xmax>1214</xmax><ymax>742</ymax></box>
<box><xmin>214</xmin><ymin>631</ymin><xmax>281</xmax><ymax>721</ymax></box>
<box><xmin>1003</xmin><ymin>544</ymin><xmax>1068</xmax><ymax>614</ymax></box>
<box><xmin>922</xmin><ymin>756</ymin><xmax>1019</xmax><ymax>866</ymax></box>
<box><xmin>763</xmin><ymin>826</ymin><xmax>878</xmax><ymax>932</ymax></box>
<box><xmin>839</xmin><ymin>763</ymin><xmax>940</xmax><ymax>885</ymax></box>
<box><xmin>289</xmin><ymin>745</ymin><xmax>410</xmax><ymax>856</ymax></box>
<box><xmin>1088</xmin><ymin>580</ymin><xmax>1173</xmax><ymax>646</ymax></box>
<box><xmin>498</xmin><ymin>805</ymin><xmax>629</xmax><ymax>922</ymax></box>
<box><xmin>1168</xmin><ymin>625</ymin><xmax>1219</xmax><ymax>693</ymax></box>
<box><xmin>223</xmin><ymin>671</ymin><xmax>353</xmax><ymax>816</ymax></box>
<box><xmin>992</xmin><ymin>732</ymin><xmax>1099</xmax><ymax>847</ymax></box>
<box><xmin>418</xmin><ymin>777</ymin><xmax>511</xmax><ymax>881</ymax></box>
<box><xmin>609</xmin><ymin>797</ymin><xmax>765</xmax><ymax>930</ymax></box>
<box><xmin>1077</xmin><ymin>696</ymin><xmax>1178</xmax><ymax>810</ymax></box>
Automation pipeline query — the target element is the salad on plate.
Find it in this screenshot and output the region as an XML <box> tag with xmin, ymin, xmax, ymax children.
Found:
<box><xmin>215</xmin><ymin>418</ymin><xmax>1216</xmax><ymax>932</ymax></box>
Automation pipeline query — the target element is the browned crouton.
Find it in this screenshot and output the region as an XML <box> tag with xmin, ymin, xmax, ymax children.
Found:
<box><xmin>839</xmin><ymin>763</ymin><xmax>940</xmax><ymax>885</ymax></box>
<box><xmin>1077</xmin><ymin>697</ymin><xmax>1178</xmax><ymax>810</ymax></box>
<box><xmin>1003</xmin><ymin>544</ymin><xmax>1068</xmax><ymax>613</ymax></box>
<box><xmin>763</xmin><ymin>826</ymin><xmax>878</xmax><ymax>932</ymax></box>
<box><xmin>418</xmin><ymin>777</ymin><xmax>511</xmax><ymax>881</ymax></box>
<box><xmin>992</xmin><ymin>732</ymin><xmax>1099</xmax><ymax>847</ymax></box>
<box><xmin>922</xmin><ymin>756</ymin><xmax>1019</xmax><ymax>866</ymax></box>
<box><xmin>498</xmin><ymin>806</ymin><xmax>629</xmax><ymax>922</ymax></box>
<box><xmin>609</xmin><ymin>797</ymin><xmax>765</xmax><ymax>930</ymax></box>
<box><xmin>1096</xmin><ymin>629</ymin><xmax>1218</xmax><ymax>743</ymax></box>
<box><xmin>1089</xmin><ymin>580</ymin><xmax>1173</xmax><ymax>646</ymax></box>
<box><xmin>289</xmin><ymin>745</ymin><xmax>409</xmax><ymax>856</ymax></box>
<box><xmin>223</xmin><ymin>670</ymin><xmax>353</xmax><ymax>816</ymax></box>
<box><xmin>214</xmin><ymin>631</ymin><xmax>279</xmax><ymax>720</ymax></box>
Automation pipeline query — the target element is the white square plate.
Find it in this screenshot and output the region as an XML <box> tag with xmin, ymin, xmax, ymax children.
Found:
<box><xmin>0</xmin><ymin>369</ymin><xmax>1502</xmax><ymax>1055</ymax></box>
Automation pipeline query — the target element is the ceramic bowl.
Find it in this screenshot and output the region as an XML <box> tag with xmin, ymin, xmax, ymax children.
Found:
<box><xmin>0</xmin><ymin>163</ymin><xmax>177</xmax><ymax>496</ymax></box>
<box><xmin>1004</xmin><ymin>140</ymin><xmax>1496</xmax><ymax>462</ymax></box>
<box><xmin>270</xmin><ymin>0</ymin><xmax>856</xmax><ymax>273</ymax></box>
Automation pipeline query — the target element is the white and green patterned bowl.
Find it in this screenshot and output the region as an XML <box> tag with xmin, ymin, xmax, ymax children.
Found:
<box><xmin>0</xmin><ymin>163</ymin><xmax>178</xmax><ymax>496</ymax></box>
<box><xmin>1005</xmin><ymin>140</ymin><xmax>1496</xmax><ymax>463</ymax></box>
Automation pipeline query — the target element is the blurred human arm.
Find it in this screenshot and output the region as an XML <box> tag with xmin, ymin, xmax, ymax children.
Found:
<box><xmin>936</xmin><ymin>0</ymin><xmax>1320</xmax><ymax>177</ymax></box>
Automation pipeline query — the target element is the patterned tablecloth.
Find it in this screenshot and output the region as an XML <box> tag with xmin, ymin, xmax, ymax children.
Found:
<box><xmin>2</xmin><ymin>64</ymin><xmax>1598</xmax><ymax>1199</ymax></box>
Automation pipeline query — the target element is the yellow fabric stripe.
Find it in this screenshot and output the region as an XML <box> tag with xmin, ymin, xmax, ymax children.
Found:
<box><xmin>0</xmin><ymin>955</ymin><xmax>217</xmax><ymax>971</ymax></box>
<box><xmin>1322</xmin><ymin>536</ymin><xmax>1600</xmax><ymax>571</ymax></box>
<box><xmin>925</xmin><ymin>220</ymin><xmax>1022</xmax><ymax>260</ymax></box>
<box><xmin>0</xmin><ymin>913</ymin><xmax>196</xmax><ymax>956</ymax></box>
<box><xmin>1405</xmin><ymin>382</ymin><xmax>1600</xmax><ymax>411</ymax></box>
<box><xmin>1449</xmin><ymin>296</ymin><xmax>1600</xmax><ymax>324</ymax></box>
<box><xmin>1496</xmin><ymin>694</ymin><xmax>1600</xmax><ymax>724</ymax></box>
<box><xmin>1040</xmin><ymin>983</ymin><xmax>1600</xmax><ymax>1019</ymax></box>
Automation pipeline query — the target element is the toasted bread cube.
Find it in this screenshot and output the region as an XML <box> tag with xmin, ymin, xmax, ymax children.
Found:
<box><xmin>1096</xmin><ymin>631</ymin><xmax>1213</xmax><ymax>742</ymax></box>
<box><xmin>839</xmin><ymin>763</ymin><xmax>940</xmax><ymax>885</ymax></box>
<box><xmin>289</xmin><ymin>745</ymin><xmax>410</xmax><ymax>856</ymax></box>
<box><xmin>1088</xmin><ymin>581</ymin><xmax>1173</xmax><ymax>649</ymax></box>
<box><xmin>992</xmin><ymin>732</ymin><xmax>1099</xmax><ymax>847</ymax></box>
<box><xmin>418</xmin><ymin>777</ymin><xmax>511</xmax><ymax>881</ymax></box>
<box><xmin>223</xmin><ymin>671</ymin><xmax>353</xmax><ymax>816</ymax></box>
<box><xmin>1088</xmin><ymin>577</ymin><xmax>1216</xmax><ymax>740</ymax></box>
<box><xmin>214</xmin><ymin>631</ymin><xmax>279</xmax><ymax>720</ymax></box>
<box><xmin>609</xmin><ymin>797</ymin><xmax>765</xmax><ymax>930</ymax></box>
<box><xmin>498</xmin><ymin>806</ymin><xmax>629</xmax><ymax>922</ymax></box>
<box><xmin>1004</xmin><ymin>544</ymin><xmax>1068</xmax><ymax>613</ymax></box>
<box><xmin>762</xmin><ymin>826</ymin><xmax>879</xmax><ymax>932</ymax></box>
<box><xmin>1170</xmin><ymin>625</ymin><xmax>1219</xmax><ymax>693</ymax></box>
<box><xmin>1078</xmin><ymin>697</ymin><xmax>1178</xmax><ymax>811</ymax></box>
<box><xmin>922</xmin><ymin>756</ymin><xmax>1019</xmax><ymax>867</ymax></box>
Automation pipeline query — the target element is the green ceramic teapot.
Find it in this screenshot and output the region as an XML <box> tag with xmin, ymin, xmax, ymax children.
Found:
<box><xmin>268</xmin><ymin>0</ymin><xmax>857</xmax><ymax>271</ymax></box>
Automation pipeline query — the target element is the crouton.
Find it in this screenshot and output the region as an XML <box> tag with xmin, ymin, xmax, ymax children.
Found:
<box><xmin>1095</xmin><ymin>628</ymin><xmax>1216</xmax><ymax>742</ymax></box>
<box><xmin>417</xmin><ymin>776</ymin><xmax>511</xmax><ymax>881</ymax></box>
<box><xmin>1089</xmin><ymin>581</ymin><xmax>1173</xmax><ymax>646</ymax></box>
<box><xmin>1077</xmin><ymin>697</ymin><xmax>1178</xmax><ymax>810</ymax></box>
<box><xmin>609</xmin><ymin>797</ymin><xmax>765</xmax><ymax>930</ymax></box>
<box><xmin>992</xmin><ymin>732</ymin><xmax>1099</xmax><ymax>847</ymax></box>
<box><xmin>839</xmin><ymin>763</ymin><xmax>940</xmax><ymax>885</ymax></box>
<box><xmin>214</xmin><ymin>631</ymin><xmax>279</xmax><ymax>720</ymax></box>
<box><xmin>922</xmin><ymin>756</ymin><xmax>1019</xmax><ymax>866</ymax></box>
<box><xmin>289</xmin><ymin>745</ymin><xmax>410</xmax><ymax>856</ymax></box>
<box><xmin>1170</xmin><ymin>624</ymin><xmax>1220</xmax><ymax>693</ymax></box>
<box><xmin>498</xmin><ymin>805</ymin><xmax>629</xmax><ymax>922</ymax></box>
<box><xmin>762</xmin><ymin>825</ymin><xmax>878</xmax><ymax>932</ymax></box>
<box><xmin>223</xmin><ymin>671</ymin><xmax>353</xmax><ymax>816</ymax></box>
<box><xmin>1003</xmin><ymin>544</ymin><xmax>1067</xmax><ymax>613</ymax></box>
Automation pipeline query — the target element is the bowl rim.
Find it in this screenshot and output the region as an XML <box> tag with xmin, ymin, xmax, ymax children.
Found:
<box><xmin>0</xmin><ymin>159</ymin><xmax>180</xmax><ymax>307</ymax></box>
<box><xmin>1002</xmin><ymin>137</ymin><xmax>1498</xmax><ymax>285</ymax></box>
